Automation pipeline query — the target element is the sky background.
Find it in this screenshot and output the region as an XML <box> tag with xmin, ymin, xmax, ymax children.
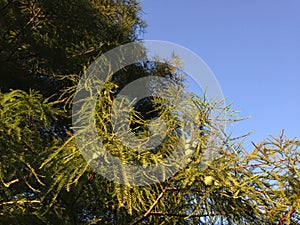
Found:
<box><xmin>141</xmin><ymin>0</ymin><xmax>300</xmax><ymax>150</ymax></box>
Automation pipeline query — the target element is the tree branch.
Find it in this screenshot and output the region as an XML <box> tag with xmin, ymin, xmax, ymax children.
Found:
<box><xmin>237</xmin><ymin>159</ymin><xmax>300</xmax><ymax>170</ymax></box>
<box><xmin>51</xmin><ymin>97</ymin><xmax>68</xmax><ymax>106</ymax></box>
<box><xmin>277</xmin><ymin>208</ymin><xmax>295</xmax><ymax>225</ymax></box>
<box><xmin>0</xmin><ymin>200</ymin><xmax>41</xmax><ymax>206</ymax></box>
<box><xmin>150</xmin><ymin>211</ymin><xmax>223</xmax><ymax>218</ymax></box>
<box><xmin>65</xmin><ymin>44</ymin><xmax>104</xmax><ymax>59</ymax></box>
<box><xmin>1</xmin><ymin>178</ymin><xmax>20</xmax><ymax>187</ymax></box>
<box><xmin>5</xmin><ymin>8</ymin><xmax>42</xmax><ymax>61</ymax></box>
<box><xmin>129</xmin><ymin>188</ymin><xmax>169</xmax><ymax>225</ymax></box>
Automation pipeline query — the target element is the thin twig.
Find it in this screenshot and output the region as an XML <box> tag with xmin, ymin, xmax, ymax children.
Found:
<box><xmin>7</xmin><ymin>8</ymin><xmax>42</xmax><ymax>45</ymax></box>
<box><xmin>277</xmin><ymin>208</ymin><xmax>295</xmax><ymax>225</ymax></box>
<box><xmin>0</xmin><ymin>200</ymin><xmax>41</xmax><ymax>206</ymax></box>
<box><xmin>51</xmin><ymin>97</ymin><xmax>68</xmax><ymax>105</ymax></box>
<box><xmin>1</xmin><ymin>178</ymin><xmax>20</xmax><ymax>187</ymax></box>
<box><xmin>5</xmin><ymin>8</ymin><xmax>42</xmax><ymax>61</ymax></box>
<box><xmin>237</xmin><ymin>159</ymin><xmax>300</xmax><ymax>169</ymax></box>
<box><xmin>129</xmin><ymin>188</ymin><xmax>169</xmax><ymax>225</ymax></box>
<box><xmin>65</xmin><ymin>45</ymin><xmax>103</xmax><ymax>58</ymax></box>
<box><xmin>150</xmin><ymin>211</ymin><xmax>223</xmax><ymax>218</ymax></box>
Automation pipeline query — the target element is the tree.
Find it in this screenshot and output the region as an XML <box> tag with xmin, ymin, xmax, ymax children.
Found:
<box><xmin>0</xmin><ymin>0</ymin><xmax>144</xmax><ymax>96</ymax></box>
<box><xmin>1</xmin><ymin>1</ymin><xmax>299</xmax><ymax>225</ymax></box>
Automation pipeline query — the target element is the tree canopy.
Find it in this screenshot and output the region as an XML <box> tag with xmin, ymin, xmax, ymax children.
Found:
<box><xmin>0</xmin><ymin>1</ymin><xmax>299</xmax><ymax>225</ymax></box>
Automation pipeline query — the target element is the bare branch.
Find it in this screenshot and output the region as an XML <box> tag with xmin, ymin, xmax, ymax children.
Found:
<box><xmin>130</xmin><ymin>188</ymin><xmax>168</xmax><ymax>225</ymax></box>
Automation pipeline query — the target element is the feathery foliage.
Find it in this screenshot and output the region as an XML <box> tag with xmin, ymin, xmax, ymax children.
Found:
<box><xmin>0</xmin><ymin>1</ymin><xmax>299</xmax><ymax>224</ymax></box>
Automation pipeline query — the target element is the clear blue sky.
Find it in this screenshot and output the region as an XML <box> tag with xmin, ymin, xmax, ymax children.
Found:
<box><xmin>141</xmin><ymin>0</ymin><xmax>300</xmax><ymax>149</ymax></box>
